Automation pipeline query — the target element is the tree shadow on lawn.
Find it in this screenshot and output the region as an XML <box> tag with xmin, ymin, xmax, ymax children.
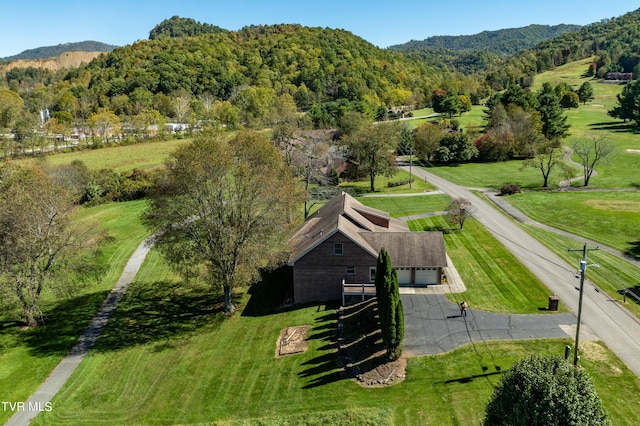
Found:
<box><xmin>588</xmin><ymin>121</ymin><xmax>637</xmax><ymax>133</ymax></box>
<box><xmin>14</xmin><ymin>290</ymin><xmax>110</xmax><ymax>358</ymax></box>
<box><xmin>625</xmin><ymin>240</ymin><xmax>640</xmax><ymax>260</ymax></box>
<box><xmin>87</xmin><ymin>279</ymin><xmax>224</xmax><ymax>353</ymax></box>
<box><xmin>242</xmin><ymin>266</ymin><xmax>291</xmax><ymax>317</ymax></box>
<box><xmin>299</xmin><ymin>299</ymin><xmax>389</xmax><ymax>389</ymax></box>
<box><xmin>298</xmin><ymin>309</ymin><xmax>345</xmax><ymax>389</ymax></box>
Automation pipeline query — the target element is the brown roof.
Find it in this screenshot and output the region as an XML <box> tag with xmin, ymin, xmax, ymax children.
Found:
<box><xmin>360</xmin><ymin>232</ymin><xmax>447</xmax><ymax>267</ymax></box>
<box><xmin>288</xmin><ymin>192</ymin><xmax>445</xmax><ymax>267</ymax></box>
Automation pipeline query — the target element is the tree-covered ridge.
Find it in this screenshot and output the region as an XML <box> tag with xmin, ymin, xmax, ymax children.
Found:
<box><xmin>148</xmin><ymin>16</ymin><xmax>228</xmax><ymax>40</ymax></box>
<box><xmin>3</xmin><ymin>41</ymin><xmax>117</xmax><ymax>61</ymax></box>
<box><xmin>391</xmin><ymin>24</ymin><xmax>581</xmax><ymax>56</ymax></box>
<box><xmin>87</xmin><ymin>24</ymin><xmax>445</xmax><ymax>107</ymax></box>
<box><xmin>487</xmin><ymin>8</ymin><xmax>640</xmax><ymax>89</ymax></box>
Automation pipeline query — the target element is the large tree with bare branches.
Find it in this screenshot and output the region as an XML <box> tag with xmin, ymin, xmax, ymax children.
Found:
<box><xmin>573</xmin><ymin>135</ymin><xmax>615</xmax><ymax>186</ymax></box>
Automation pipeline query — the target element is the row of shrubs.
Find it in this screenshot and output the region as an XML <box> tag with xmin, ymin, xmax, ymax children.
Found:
<box><xmin>387</xmin><ymin>178</ymin><xmax>414</xmax><ymax>188</ymax></box>
<box><xmin>46</xmin><ymin>160</ymin><xmax>155</xmax><ymax>206</ymax></box>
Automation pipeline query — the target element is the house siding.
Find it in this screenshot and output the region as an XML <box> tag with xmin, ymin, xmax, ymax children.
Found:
<box><xmin>293</xmin><ymin>232</ymin><xmax>376</xmax><ymax>304</ymax></box>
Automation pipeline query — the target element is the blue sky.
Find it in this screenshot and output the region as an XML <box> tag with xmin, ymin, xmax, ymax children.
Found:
<box><xmin>2</xmin><ymin>0</ymin><xmax>639</xmax><ymax>58</ymax></box>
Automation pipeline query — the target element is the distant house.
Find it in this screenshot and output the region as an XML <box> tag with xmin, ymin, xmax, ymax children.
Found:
<box><xmin>604</xmin><ymin>72</ymin><xmax>633</xmax><ymax>82</ymax></box>
<box><xmin>288</xmin><ymin>192</ymin><xmax>447</xmax><ymax>304</ymax></box>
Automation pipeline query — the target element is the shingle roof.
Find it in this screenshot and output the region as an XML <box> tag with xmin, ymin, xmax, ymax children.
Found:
<box><xmin>288</xmin><ymin>191</ymin><xmax>445</xmax><ymax>267</ymax></box>
<box><xmin>360</xmin><ymin>232</ymin><xmax>447</xmax><ymax>267</ymax></box>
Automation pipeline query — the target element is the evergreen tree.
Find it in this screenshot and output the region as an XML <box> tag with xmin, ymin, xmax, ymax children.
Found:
<box><xmin>374</xmin><ymin>248</ymin><xmax>404</xmax><ymax>361</ymax></box>
<box><xmin>608</xmin><ymin>80</ymin><xmax>640</xmax><ymax>126</ymax></box>
<box><xmin>484</xmin><ymin>355</ymin><xmax>610</xmax><ymax>426</ymax></box>
<box><xmin>537</xmin><ymin>87</ymin><xmax>570</xmax><ymax>141</ymax></box>
<box><xmin>577</xmin><ymin>81</ymin><xmax>595</xmax><ymax>105</ymax></box>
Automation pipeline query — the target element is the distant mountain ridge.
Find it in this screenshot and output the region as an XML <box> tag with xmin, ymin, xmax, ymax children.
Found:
<box><xmin>3</xmin><ymin>41</ymin><xmax>117</xmax><ymax>61</ymax></box>
<box><xmin>390</xmin><ymin>24</ymin><xmax>582</xmax><ymax>56</ymax></box>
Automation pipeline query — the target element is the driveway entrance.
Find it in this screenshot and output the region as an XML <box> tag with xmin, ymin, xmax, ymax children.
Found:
<box><xmin>402</xmin><ymin>294</ymin><xmax>578</xmax><ymax>357</ymax></box>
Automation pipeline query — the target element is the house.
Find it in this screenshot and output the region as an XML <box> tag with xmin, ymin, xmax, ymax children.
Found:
<box><xmin>288</xmin><ymin>192</ymin><xmax>447</xmax><ymax>304</ymax></box>
<box><xmin>604</xmin><ymin>72</ymin><xmax>633</xmax><ymax>82</ymax></box>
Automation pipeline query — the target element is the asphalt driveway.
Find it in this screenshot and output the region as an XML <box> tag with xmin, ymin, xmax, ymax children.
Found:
<box><xmin>402</xmin><ymin>294</ymin><xmax>577</xmax><ymax>357</ymax></box>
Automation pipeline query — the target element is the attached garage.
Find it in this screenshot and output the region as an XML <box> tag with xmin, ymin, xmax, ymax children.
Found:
<box><xmin>415</xmin><ymin>267</ymin><xmax>439</xmax><ymax>286</ymax></box>
<box><xmin>397</xmin><ymin>267</ymin><xmax>412</xmax><ymax>285</ymax></box>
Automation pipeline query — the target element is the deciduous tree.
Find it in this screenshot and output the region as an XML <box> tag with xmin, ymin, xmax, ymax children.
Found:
<box><xmin>342</xmin><ymin>121</ymin><xmax>400</xmax><ymax>191</ymax></box>
<box><xmin>0</xmin><ymin>163</ymin><xmax>92</xmax><ymax>327</ymax></box>
<box><xmin>561</xmin><ymin>91</ymin><xmax>580</xmax><ymax>109</ymax></box>
<box><xmin>446</xmin><ymin>197</ymin><xmax>473</xmax><ymax>230</ymax></box>
<box><xmin>413</xmin><ymin>121</ymin><xmax>443</xmax><ymax>162</ymax></box>
<box><xmin>433</xmin><ymin>132</ymin><xmax>478</xmax><ymax>164</ymax></box>
<box><xmin>484</xmin><ymin>355</ymin><xmax>610</xmax><ymax>426</ymax></box>
<box><xmin>522</xmin><ymin>140</ymin><xmax>571</xmax><ymax>188</ymax></box>
<box><xmin>144</xmin><ymin>131</ymin><xmax>301</xmax><ymax>313</ymax></box>
<box><xmin>88</xmin><ymin>109</ymin><xmax>121</xmax><ymax>144</ymax></box>
<box><xmin>573</xmin><ymin>135</ymin><xmax>615</xmax><ymax>186</ymax></box>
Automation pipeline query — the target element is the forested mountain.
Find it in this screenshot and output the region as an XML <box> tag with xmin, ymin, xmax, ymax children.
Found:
<box><xmin>3</xmin><ymin>41</ymin><xmax>116</xmax><ymax>61</ymax></box>
<box><xmin>390</xmin><ymin>24</ymin><xmax>581</xmax><ymax>56</ymax></box>
<box><xmin>149</xmin><ymin>16</ymin><xmax>228</xmax><ymax>40</ymax></box>
<box><xmin>485</xmin><ymin>8</ymin><xmax>640</xmax><ymax>90</ymax></box>
<box><xmin>85</xmin><ymin>24</ymin><xmax>447</xmax><ymax>109</ymax></box>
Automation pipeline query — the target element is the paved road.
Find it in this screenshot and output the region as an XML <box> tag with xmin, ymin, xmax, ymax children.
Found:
<box><xmin>403</xmin><ymin>165</ymin><xmax>640</xmax><ymax>376</ymax></box>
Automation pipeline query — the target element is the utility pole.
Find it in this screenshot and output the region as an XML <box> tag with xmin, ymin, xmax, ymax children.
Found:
<box><xmin>409</xmin><ymin>147</ymin><xmax>413</xmax><ymax>190</ymax></box>
<box><xmin>568</xmin><ymin>243</ymin><xmax>599</xmax><ymax>366</ymax></box>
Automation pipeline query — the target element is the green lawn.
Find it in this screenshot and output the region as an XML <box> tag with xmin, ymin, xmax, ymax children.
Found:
<box><xmin>505</xmin><ymin>191</ymin><xmax>640</xmax><ymax>258</ymax></box>
<box><xmin>340</xmin><ymin>169</ymin><xmax>437</xmax><ymax>194</ymax></box>
<box><xmin>410</xmin><ymin>57</ymin><xmax>640</xmax><ymax>189</ymax></box>
<box><xmin>422</xmin><ymin>160</ymin><xmax>573</xmax><ymax>189</ymax></box>
<box><xmin>0</xmin><ymin>200</ymin><xmax>149</xmax><ymax>425</ymax></box>
<box><xmin>29</xmin><ymin>250</ymin><xmax>640</xmax><ymax>425</ymax></box>
<box><xmin>409</xmin><ymin>216</ymin><xmax>558</xmax><ymax>313</ymax></box>
<box><xmin>24</xmin><ymin>139</ymin><xmax>191</xmax><ymax>172</ymax></box>
<box><xmin>358</xmin><ymin>193</ymin><xmax>451</xmax><ymax>218</ymax></box>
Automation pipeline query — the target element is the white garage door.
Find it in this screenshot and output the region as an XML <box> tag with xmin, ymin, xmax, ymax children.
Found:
<box><xmin>397</xmin><ymin>267</ymin><xmax>412</xmax><ymax>285</ymax></box>
<box><xmin>415</xmin><ymin>268</ymin><xmax>438</xmax><ymax>285</ymax></box>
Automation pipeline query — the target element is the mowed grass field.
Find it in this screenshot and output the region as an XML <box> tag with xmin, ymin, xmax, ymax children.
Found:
<box><xmin>358</xmin><ymin>192</ymin><xmax>451</xmax><ymax>218</ymax></box>
<box><xmin>25</xmin><ymin>139</ymin><xmax>191</xmax><ymax>173</ymax></box>
<box><xmin>0</xmin><ymin>200</ymin><xmax>149</xmax><ymax>425</ymax></box>
<box><xmin>31</xmin><ymin>247</ymin><xmax>640</xmax><ymax>425</ymax></box>
<box><xmin>506</xmin><ymin>191</ymin><xmax>640</xmax><ymax>258</ymax></box>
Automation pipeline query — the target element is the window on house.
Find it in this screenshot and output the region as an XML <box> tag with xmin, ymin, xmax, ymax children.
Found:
<box><xmin>369</xmin><ymin>267</ymin><xmax>376</xmax><ymax>282</ymax></box>
<box><xmin>334</xmin><ymin>243</ymin><xmax>343</xmax><ymax>256</ymax></box>
<box><xmin>346</xmin><ymin>266</ymin><xmax>355</xmax><ymax>275</ymax></box>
